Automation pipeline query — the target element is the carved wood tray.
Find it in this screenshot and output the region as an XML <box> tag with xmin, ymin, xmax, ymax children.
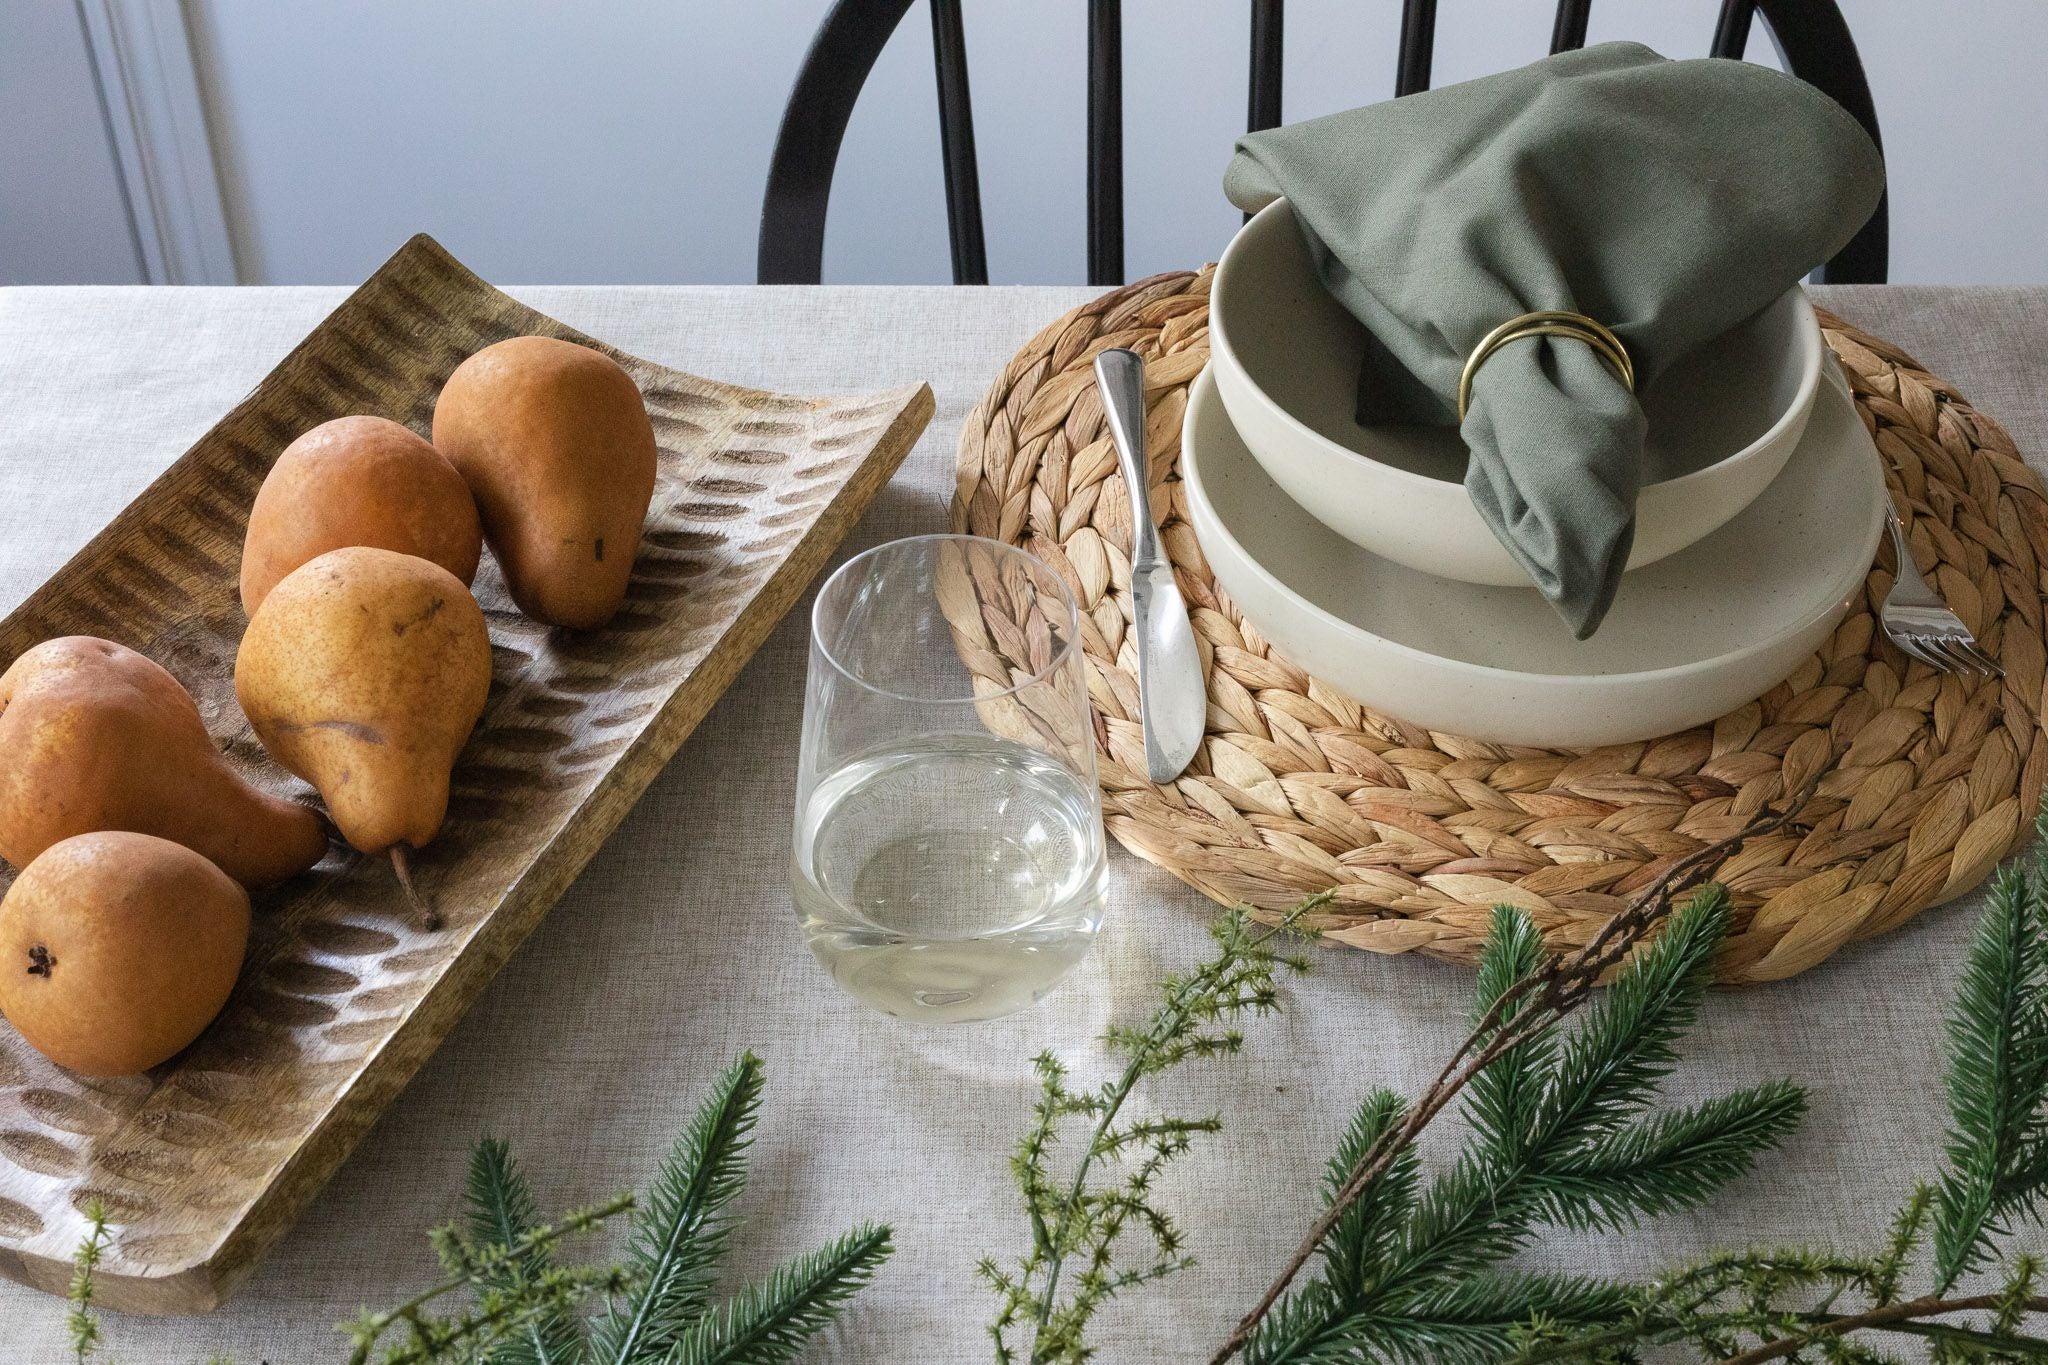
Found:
<box><xmin>0</xmin><ymin>236</ymin><xmax>933</xmax><ymax>1313</ymax></box>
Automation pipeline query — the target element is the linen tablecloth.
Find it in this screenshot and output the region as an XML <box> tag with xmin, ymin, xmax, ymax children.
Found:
<box><xmin>0</xmin><ymin>282</ymin><xmax>2043</xmax><ymax>1362</ymax></box>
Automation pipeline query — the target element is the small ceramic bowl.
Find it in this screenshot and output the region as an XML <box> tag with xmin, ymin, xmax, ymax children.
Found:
<box><xmin>1209</xmin><ymin>198</ymin><xmax>1825</xmax><ymax>586</ymax></box>
<box><xmin>1180</xmin><ymin>364</ymin><xmax>1882</xmax><ymax>749</ymax></box>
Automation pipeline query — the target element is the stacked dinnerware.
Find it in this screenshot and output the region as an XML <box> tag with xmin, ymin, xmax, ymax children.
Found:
<box><xmin>1187</xmin><ymin>199</ymin><xmax>1886</xmax><ymax>749</ymax></box>
<box><xmin>1183</xmin><ymin>44</ymin><xmax>1889</xmax><ymax>749</ymax></box>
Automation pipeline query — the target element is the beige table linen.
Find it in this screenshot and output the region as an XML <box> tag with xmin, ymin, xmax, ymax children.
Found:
<box><xmin>0</xmin><ymin>282</ymin><xmax>2043</xmax><ymax>1361</ymax></box>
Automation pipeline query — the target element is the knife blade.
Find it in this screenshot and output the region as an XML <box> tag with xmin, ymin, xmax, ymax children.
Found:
<box><xmin>1094</xmin><ymin>347</ymin><xmax>1205</xmax><ymax>784</ymax></box>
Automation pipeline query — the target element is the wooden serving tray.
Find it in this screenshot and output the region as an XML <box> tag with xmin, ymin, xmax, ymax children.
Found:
<box><xmin>0</xmin><ymin>236</ymin><xmax>932</xmax><ymax>1312</ymax></box>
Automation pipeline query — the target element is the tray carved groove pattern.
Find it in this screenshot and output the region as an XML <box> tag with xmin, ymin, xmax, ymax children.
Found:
<box><xmin>0</xmin><ymin>236</ymin><xmax>933</xmax><ymax>1312</ymax></box>
<box><xmin>952</xmin><ymin>267</ymin><xmax>2046</xmax><ymax>985</ymax></box>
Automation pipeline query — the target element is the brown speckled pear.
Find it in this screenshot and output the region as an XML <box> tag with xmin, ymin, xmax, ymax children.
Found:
<box><xmin>0</xmin><ymin>831</ymin><xmax>250</xmax><ymax>1077</ymax></box>
<box><xmin>433</xmin><ymin>335</ymin><xmax>657</xmax><ymax>628</ymax></box>
<box><xmin>0</xmin><ymin>636</ymin><xmax>327</xmax><ymax>886</ymax></box>
<box><xmin>240</xmin><ymin>415</ymin><xmax>482</xmax><ymax>615</ymax></box>
<box><xmin>234</xmin><ymin>546</ymin><xmax>491</xmax><ymax>858</ymax></box>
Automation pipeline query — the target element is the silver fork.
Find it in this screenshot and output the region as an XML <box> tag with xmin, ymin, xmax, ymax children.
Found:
<box><xmin>1880</xmin><ymin>507</ymin><xmax>2003</xmax><ymax>677</ymax></box>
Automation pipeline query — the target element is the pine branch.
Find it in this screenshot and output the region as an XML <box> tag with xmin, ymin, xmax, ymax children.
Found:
<box><xmin>1531</xmin><ymin>885</ymin><xmax>1732</xmax><ymax>1155</ymax></box>
<box><xmin>593</xmin><ymin>1052</ymin><xmax>766</xmax><ymax>1365</ymax></box>
<box><xmin>666</xmin><ymin>1223</ymin><xmax>892</xmax><ymax>1365</ymax></box>
<box><xmin>1321</xmin><ymin>1089</ymin><xmax>1417</xmax><ymax>1305</ymax></box>
<box><xmin>1537</xmin><ymin>1080</ymin><xmax>1808</xmax><ymax>1230</ymax></box>
<box><xmin>1213</xmin><ymin>782</ymin><xmax>1818</xmax><ymax>1364</ymax></box>
<box><xmin>1933</xmin><ymin>829</ymin><xmax>2048</xmax><ymax>1288</ymax></box>
<box><xmin>1248</xmin><ymin>1271</ymin><xmax>1636</xmax><ymax>1365</ymax></box>
<box><xmin>466</xmin><ymin>1137</ymin><xmax>586</xmax><ymax>1365</ymax></box>
<box><xmin>62</xmin><ymin>1058</ymin><xmax>890</xmax><ymax>1365</ymax></box>
<box><xmin>1507</xmin><ymin>809</ymin><xmax>2048</xmax><ymax>1365</ymax></box>
<box><xmin>1242</xmin><ymin>893</ymin><xmax>1805</xmax><ymax>1365</ymax></box>
<box><xmin>1464</xmin><ymin>908</ymin><xmax>1552</xmax><ymax>1164</ymax></box>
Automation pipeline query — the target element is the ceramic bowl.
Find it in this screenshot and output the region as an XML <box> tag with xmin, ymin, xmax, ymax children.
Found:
<box><xmin>1181</xmin><ymin>363</ymin><xmax>1882</xmax><ymax>748</ymax></box>
<box><xmin>1208</xmin><ymin>198</ymin><xmax>1825</xmax><ymax>586</ymax></box>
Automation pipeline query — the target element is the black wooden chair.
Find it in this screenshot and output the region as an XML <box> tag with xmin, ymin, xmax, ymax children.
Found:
<box><xmin>758</xmin><ymin>0</ymin><xmax>1887</xmax><ymax>287</ymax></box>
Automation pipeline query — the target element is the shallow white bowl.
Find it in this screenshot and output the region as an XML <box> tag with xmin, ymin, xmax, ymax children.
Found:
<box><xmin>1209</xmin><ymin>198</ymin><xmax>1825</xmax><ymax>586</ymax></box>
<box><xmin>1182</xmin><ymin>363</ymin><xmax>1882</xmax><ymax>748</ymax></box>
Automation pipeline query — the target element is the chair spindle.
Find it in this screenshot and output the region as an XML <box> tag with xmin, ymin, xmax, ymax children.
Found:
<box><xmin>1550</xmin><ymin>0</ymin><xmax>1592</xmax><ymax>54</ymax></box>
<box><xmin>928</xmin><ymin>0</ymin><xmax>988</xmax><ymax>284</ymax></box>
<box><xmin>1248</xmin><ymin>0</ymin><xmax>1284</xmax><ymax>133</ymax></box>
<box><xmin>1711</xmin><ymin>0</ymin><xmax>1757</xmax><ymax>58</ymax></box>
<box><xmin>1087</xmin><ymin>0</ymin><xmax>1124</xmax><ymax>286</ymax></box>
<box><xmin>1395</xmin><ymin>0</ymin><xmax>1437</xmax><ymax>96</ymax></box>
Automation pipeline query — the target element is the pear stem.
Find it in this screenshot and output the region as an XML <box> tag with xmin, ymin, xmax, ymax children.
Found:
<box><xmin>389</xmin><ymin>846</ymin><xmax>441</xmax><ymax>932</ymax></box>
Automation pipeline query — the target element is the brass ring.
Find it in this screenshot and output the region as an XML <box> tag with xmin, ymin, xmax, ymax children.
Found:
<box><xmin>1457</xmin><ymin>310</ymin><xmax>1635</xmax><ymax>421</ymax></box>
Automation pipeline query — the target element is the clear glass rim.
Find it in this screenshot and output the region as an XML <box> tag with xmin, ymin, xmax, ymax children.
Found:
<box><xmin>810</xmin><ymin>533</ymin><xmax>1084</xmax><ymax>705</ymax></box>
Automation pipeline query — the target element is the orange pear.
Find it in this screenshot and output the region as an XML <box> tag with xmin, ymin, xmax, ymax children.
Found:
<box><xmin>0</xmin><ymin>831</ymin><xmax>250</xmax><ymax>1076</ymax></box>
<box><xmin>235</xmin><ymin>547</ymin><xmax>491</xmax><ymax>925</ymax></box>
<box><xmin>241</xmin><ymin>415</ymin><xmax>482</xmax><ymax>615</ymax></box>
<box><xmin>433</xmin><ymin>335</ymin><xmax>656</xmax><ymax>629</ymax></box>
<box><xmin>0</xmin><ymin>636</ymin><xmax>327</xmax><ymax>886</ymax></box>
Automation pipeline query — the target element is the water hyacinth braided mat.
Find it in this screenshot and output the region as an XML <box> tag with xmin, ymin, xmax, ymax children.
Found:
<box><xmin>951</xmin><ymin>268</ymin><xmax>2046</xmax><ymax>984</ymax></box>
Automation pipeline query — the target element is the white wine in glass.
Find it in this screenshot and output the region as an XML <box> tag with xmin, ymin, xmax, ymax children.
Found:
<box><xmin>792</xmin><ymin>535</ymin><xmax>1106</xmax><ymax>1024</ymax></box>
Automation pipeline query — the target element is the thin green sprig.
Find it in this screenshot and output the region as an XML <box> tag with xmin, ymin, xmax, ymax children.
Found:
<box><xmin>983</xmin><ymin>893</ymin><xmax>1326</xmax><ymax>1364</ymax></box>
<box><xmin>342</xmin><ymin>1193</ymin><xmax>635</xmax><ymax>1365</ymax></box>
<box><xmin>67</xmin><ymin>1198</ymin><xmax>110</xmax><ymax>1364</ymax></box>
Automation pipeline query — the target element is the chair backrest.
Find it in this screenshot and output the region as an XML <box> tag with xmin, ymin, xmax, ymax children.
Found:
<box><xmin>759</xmin><ymin>0</ymin><xmax>1887</xmax><ymax>286</ymax></box>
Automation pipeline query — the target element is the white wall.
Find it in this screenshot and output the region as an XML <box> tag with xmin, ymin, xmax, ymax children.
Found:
<box><xmin>0</xmin><ymin>4</ymin><xmax>147</xmax><ymax>284</ymax></box>
<box><xmin>107</xmin><ymin>0</ymin><xmax>2048</xmax><ymax>286</ymax></box>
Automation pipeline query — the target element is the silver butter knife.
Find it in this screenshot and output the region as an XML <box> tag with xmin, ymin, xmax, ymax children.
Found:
<box><xmin>1094</xmin><ymin>347</ymin><xmax>1205</xmax><ymax>784</ymax></box>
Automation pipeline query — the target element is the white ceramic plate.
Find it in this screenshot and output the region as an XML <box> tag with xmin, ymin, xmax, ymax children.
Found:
<box><xmin>1182</xmin><ymin>362</ymin><xmax>1884</xmax><ymax>748</ymax></box>
<box><xmin>1209</xmin><ymin>198</ymin><xmax>1824</xmax><ymax>586</ymax></box>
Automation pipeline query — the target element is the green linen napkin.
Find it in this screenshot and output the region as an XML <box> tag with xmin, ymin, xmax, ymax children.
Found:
<box><xmin>1223</xmin><ymin>42</ymin><xmax>1884</xmax><ymax>638</ymax></box>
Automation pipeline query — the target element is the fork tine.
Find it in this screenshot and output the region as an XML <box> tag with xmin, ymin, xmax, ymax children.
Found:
<box><xmin>1944</xmin><ymin>638</ymin><xmax>2000</xmax><ymax>678</ymax></box>
<box><xmin>1891</xmin><ymin>633</ymin><xmax>1947</xmax><ymax>673</ymax></box>
<box><xmin>1892</xmin><ymin>634</ymin><xmax>1957</xmax><ymax>675</ymax></box>
<box><xmin>1957</xmin><ymin>639</ymin><xmax>2005</xmax><ymax>678</ymax></box>
<box><xmin>1926</xmin><ymin>636</ymin><xmax>1989</xmax><ymax>677</ymax></box>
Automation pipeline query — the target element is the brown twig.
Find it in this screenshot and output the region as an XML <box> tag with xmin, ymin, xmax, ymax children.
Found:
<box><xmin>1717</xmin><ymin>1293</ymin><xmax>2048</xmax><ymax>1365</ymax></box>
<box><xmin>1207</xmin><ymin>775</ymin><xmax>1824</xmax><ymax>1365</ymax></box>
<box><xmin>389</xmin><ymin>845</ymin><xmax>441</xmax><ymax>932</ymax></box>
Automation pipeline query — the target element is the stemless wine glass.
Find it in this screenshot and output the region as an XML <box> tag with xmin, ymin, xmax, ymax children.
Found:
<box><xmin>792</xmin><ymin>534</ymin><xmax>1106</xmax><ymax>1024</ymax></box>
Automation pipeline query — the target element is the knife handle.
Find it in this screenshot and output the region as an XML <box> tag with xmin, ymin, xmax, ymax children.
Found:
<box><xmin>1094</xmin><ymin>348</ymin><xmax>1165</xmax><ymax>571</ymax></box>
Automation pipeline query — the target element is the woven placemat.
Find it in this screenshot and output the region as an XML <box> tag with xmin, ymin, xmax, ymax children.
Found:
<box><xmin>951</xmin><ymin>268</ymin><xmax>2047</xmax><ymax>984</ymax></box>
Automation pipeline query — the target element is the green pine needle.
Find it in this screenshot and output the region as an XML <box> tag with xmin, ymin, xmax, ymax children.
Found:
<box><xmin>593</xmin><ymin>1052</ymin><xmax>766</xmax><ymax>1365</ymax></box>
<box><xmin>1321</xmin><ymin>1089</ymin><xmax>1417</xmax><ymax>1304</ymax></box>
<box><xmin>1465</xmin><ymin>906</ymin><xmax>1554</xmax><ymax>1163</ymax></box>
<box><xmin>1532</xmin><ymin>886</ymin><xmax>1732</xmax><ymax>1155</ymax></box>
<box><xmin>1538</xmin><ymin>1079</ymin><xmax>1807</xmax><ymax>1231</ymax></box>
<box><xmin>666</xmin><ymin>1223</ymin><xmax>892</xmax><ymax>1365</ymax></box>
<box><xmin>1932</xmin><ymin>834</ymin><xmax>2048</xmax><ymax>1288</ymax></box>
<box><xmin>466</xmin><ymin>1137</ymin><xmax>588</xmax><ymax>1365</ymax></box>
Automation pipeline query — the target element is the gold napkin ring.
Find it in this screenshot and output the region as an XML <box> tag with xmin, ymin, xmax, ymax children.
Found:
<box><xmin>1457</xmin><ymin>310</ymin><xmax>1635</xmax><ymax>421</ymax></box>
